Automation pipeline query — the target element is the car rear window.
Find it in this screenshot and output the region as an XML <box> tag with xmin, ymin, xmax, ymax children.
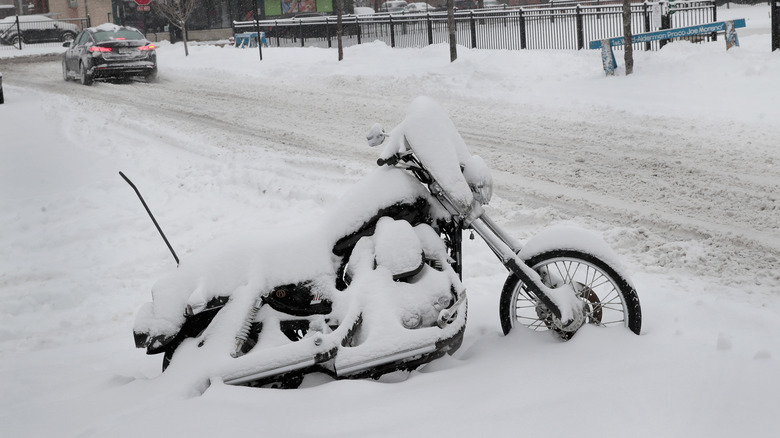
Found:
<box><xmin>94</xmin><ymin>30</ymin><xmax>144</xmax><ymax>42</ymax></box>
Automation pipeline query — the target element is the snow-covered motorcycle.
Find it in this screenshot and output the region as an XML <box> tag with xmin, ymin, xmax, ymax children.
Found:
<box><xmin>132</xmin><ymin>96</ymin><xmax>641</xmax><ymax>388</ymax></box>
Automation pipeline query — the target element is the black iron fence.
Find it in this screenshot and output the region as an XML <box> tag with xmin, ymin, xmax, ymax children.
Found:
<box><xmin>234</xmin><ymin>1</ymin><xmax>720</xmax><ymax>51</ymax></box>
<box><xmin>3</xmin><ymin>1</ymin><xmax>766</xmax><ymax>53</ymax></box>
<box><xmin>0</xmin><ymin>16</ymin><xmax>89</xmax><ymax>51</ymax></box>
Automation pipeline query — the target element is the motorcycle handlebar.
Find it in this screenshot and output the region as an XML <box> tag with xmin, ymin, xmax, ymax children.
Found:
<box><xmin>376</xmin><ymin>155</ymin><xmax>399</xmax><ymax>167</ymax></box>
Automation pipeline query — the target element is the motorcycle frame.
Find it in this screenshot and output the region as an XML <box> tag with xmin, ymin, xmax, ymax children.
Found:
<box><xmin>394</xmin><ymin>151</ymin><xmax>569</xmax><ymax>324</ymax></box>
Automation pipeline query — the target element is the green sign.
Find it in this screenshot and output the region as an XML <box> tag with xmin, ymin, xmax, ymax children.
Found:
<box><xmin>267</xmin><ymin>0</ymin><xmax>334</xmax><ymax>16</ymax></box>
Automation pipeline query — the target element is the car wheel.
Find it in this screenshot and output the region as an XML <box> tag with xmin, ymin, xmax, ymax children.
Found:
<box><xmin>62</xmin><ymin>59</ymin><xmax>70</xmax><ymax>81</ymax></box>
<box><xmin>79</xmin><ymin>62</ymin><xmax>93</xmax><ymax>86</ymax></box>
<box><xmin>10</xmin><ymin>35</ymin><xmax>23</xmax><ymax>46</ymax></box>
<box><xmin>145</xmin><ymin>69</ymin><xmax>158</xmax><ymax>83</ymax></box>
<box><xmin>61</xmin><ymin>32</ymin><xmax>76</xmax><ymax>43</ymax></box>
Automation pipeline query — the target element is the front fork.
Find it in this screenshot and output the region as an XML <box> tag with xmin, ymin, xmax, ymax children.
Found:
<box><xmin>431</xmin><ymin>184</ymin><xmax>583</xmax><ymax>330</ymax></box>
<box><xmin>472</xmin><ymin>215</ymin><xmax>584</xmax><ymax>331</ymax></box>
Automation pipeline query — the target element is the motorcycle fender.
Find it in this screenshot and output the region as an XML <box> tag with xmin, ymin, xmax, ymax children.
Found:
<box><xmin>136</xmin><ymin>301</ymin><xmax>227</xmax><ymax>355</ymax></box>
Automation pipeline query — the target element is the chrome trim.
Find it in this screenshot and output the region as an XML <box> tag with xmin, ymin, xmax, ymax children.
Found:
<box><xmin>335</xmin><ymin>344</ymin><xmax>437</xmax><ymax>376</ymax></box>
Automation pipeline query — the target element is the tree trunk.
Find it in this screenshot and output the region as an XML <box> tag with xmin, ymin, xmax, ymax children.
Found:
<box><xmin>622</xmin><ymin>0</ymin><xmax>633</xmax><ymax>75</ymax></box>
<box><xmin>182</xmin><ymin>29</ymin><xmax>189</xmax><ymax>56</ymax></box>
<box><xmin>337</xmin><ymin>0</ymin><xmax>343</xmax><ymax>61</ymax></box>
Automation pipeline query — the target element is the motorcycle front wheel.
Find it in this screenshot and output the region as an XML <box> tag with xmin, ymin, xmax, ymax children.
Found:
<box><xmin>499</xmin><ymin>249</ymin><xmax>642</xmax><ymax>339</ymax></box>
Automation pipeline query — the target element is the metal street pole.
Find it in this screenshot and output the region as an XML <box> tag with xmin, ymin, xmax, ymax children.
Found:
<box><xmin>253</xmin><ymin>0</ymin><xmax>263</xmax><ymax>61</ymax></box>
<box><xmin>772</xmin><ymin>1</ymin><xmax>779</xmax><ymax>51</ymax></box>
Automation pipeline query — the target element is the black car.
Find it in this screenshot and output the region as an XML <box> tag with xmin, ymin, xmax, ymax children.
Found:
<box><xmin>62</xmin><ymin>24</ymin><xmax>157</xmax><ymax>85</ymax></box>
<box><xmin>0</xmin><ymin>15</ymin><xmax>80</xmax><ymax>45</ymax></box>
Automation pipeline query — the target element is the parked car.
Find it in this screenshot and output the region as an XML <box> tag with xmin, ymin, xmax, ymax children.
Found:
<box><xmin>0</xmin><ymin>15</ymin><xmax>79</xmax><ymax>45</ymax></box>
<box><xmin>62</xmin><ymin>24</ymin><xmax>157</xmax><ymax>85</ymax></box>
<box><xmin>481</xmin><ymin>0</ymin><xmax>505</xmax><ymax>8</ymax></box>
<box><xmin>379</xmin><ymin>1</ymin><xmax>408</xmax><ymax>13</ymax></box>
<box><xmin>453</xmin><ymin>0</ymin><xmax>478</xmax><ymax>9</ymax></box>
<box><xmin>404</xmin><ymin>2</ymin><xmax>434</xmax><ymax>12</ymax></box>
<box><xmin>353</xmin><ymin>7</ymin><xmax>376</xmax><ymax>15</ymax></box>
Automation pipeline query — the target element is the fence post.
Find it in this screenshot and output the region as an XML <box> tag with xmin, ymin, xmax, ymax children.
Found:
<box><xmin>643</xmin><ymin>1</ymin><xmax>651</xmax><ymax>51</ymax></box>
<box><xmin>550</xmin><ymin>3</ymin><xmax>555</xmax><ymax>24</ymax></box>
<box><xmin>15</xmin><ymin>15</ymin><xmax>21</xmax><ymax>49</ymax></box>
<box><xmin>773</xmin><ymin>0</ymin><xmax>780</xmax><ymax>51</ymax></box>
<box><xmin>470</xmin><ymin>11</ymin><xmax>477</xmax><ymax>48</ymax></box>
<box><xmin>713</xmin><ymin>1</ymin><xmax>718</xmax><ymax>22</ymax></box>
<box><xmin>253</xmin><ymin>13</ymin><xmax>263</xmax><ymax>61</ymax></box>
<box><xmin>326</xmin><ymin>17</ymin><xmax>332</xmax><ymax>48</ymax></box>
<box><xmin>659</xmin><ymin>1</ymin><xmax>671</xmax><ymax>49</ymax></box>
<box><xmin>711</xmin><ymin>1</ymin><xmax>718</xmax><ymax>42</ymax></box>
<box><xmin>390</xmin><ymin>16</ymin><xmax>396</xmax><ymax>48</ymax></box>
<box><xmin>299</xmin><ymin>20</ymin><xmax>305</xmax><ymax>47</ymax></box>
<box><xmin>519</xmin><ymin>8</ymin><xmax>527</xmax><ymax>49</ymax></box>
<box><xmin>575</xmin><ymin>5</ymin><xmax>584</xmax><ymax>50</ymax></box>
<box><xmin>357</xmin><ymin>17</ymin><xmax>362</xmax><ymax>45</ymax></box>
<box><xmin>427</xmin><ymin>13</ymin><xmax>433</xmax><ymax>45</ymax></box>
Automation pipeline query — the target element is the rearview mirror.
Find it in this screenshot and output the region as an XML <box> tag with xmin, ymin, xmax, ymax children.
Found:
<box><xmin>366</xmin><ymin>123</ymin><xmax>385</xmax><ymax>147</ymax></box>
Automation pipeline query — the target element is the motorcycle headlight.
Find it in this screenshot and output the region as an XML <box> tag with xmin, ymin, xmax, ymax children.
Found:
<box><xmin>462</xmin><ymin>155</ymin><xmax>493</xmax><ymax>205</ymax></box>
<box><xmin>470</xmin><ymin>181</ymin><xmax>493</xmax><ymax>206</ymax></box>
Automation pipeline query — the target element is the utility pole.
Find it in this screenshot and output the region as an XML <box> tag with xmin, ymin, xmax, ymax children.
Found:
<box><xmin>85</xmin><ymin>0</ymin><xmax>91</xmax><ymax>26</ymax></box>
<box><xmin>447</xmin><ymin>0</ymin><xmax>456</xmax><ymax>62</ymax></box>
<box><xmin>337</xmin><ymin>0</ymin><xmax>344</xmax><ymax>61</ymax></box>
<box><xmin>252</xmin><ymin>0</ymin><xmax>263</xmax><ymax>61</ymax></box>
<box><xmin>772</xmin><ymin>0</ymin><xmax>779</xmax><ymax>51</ymax></box>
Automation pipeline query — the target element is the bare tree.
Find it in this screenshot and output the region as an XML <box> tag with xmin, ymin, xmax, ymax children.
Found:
<box><xmin>447</xmin><ymin>0</ymin><xmax>456</xmax><ymax>62</ymax></box>
<box><xmin>154</xmin><ymin>0</ymin><xmax>200</xmax><ymax>56</ymax></box>
<box><xmin>622</xmin><ymin>0</ymin><xmax>633</xmax><ymax>75</ymax></box>
<box><xmin>337</xmin><ymin>0</ymin><xmax>344</xmax><ymax>61</ymax></box>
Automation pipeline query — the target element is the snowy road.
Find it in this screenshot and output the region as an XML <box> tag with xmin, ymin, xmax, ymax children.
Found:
<box><xmin>2</xmin><ymin>29</ymin><xmax>780</xmax><ymax>437</ymax></box>
<box><xmin>5</xmin><ymin>54</ymin><xmax>778</xmax><ymax>287</ymax></box>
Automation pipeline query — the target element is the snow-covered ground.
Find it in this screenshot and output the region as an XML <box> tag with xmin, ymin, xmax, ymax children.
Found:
<box><xmin>1</xmin><ymin>5</ymin><xmax>779</xmax><ymax>437</ymax></box>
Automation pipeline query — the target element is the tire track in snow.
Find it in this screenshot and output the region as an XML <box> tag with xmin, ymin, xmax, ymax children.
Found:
<box><xmin>5</xmin><ymin>59</ymin><xmax>778</xmax><ymax>289</ymax></box>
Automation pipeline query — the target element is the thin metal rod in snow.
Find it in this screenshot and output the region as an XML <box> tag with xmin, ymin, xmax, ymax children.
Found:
<box><xmin>119</xmin><ymin>171</ymin><xmax>180</xmax><ymax>266</ymax></box>
<box><xmin>252</xmin><ymin>0</ymin><xmax>263</xmax><ymax>61</ymax></box>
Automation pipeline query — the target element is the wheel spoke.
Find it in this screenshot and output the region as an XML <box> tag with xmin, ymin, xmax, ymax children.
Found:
<box><xmin>504</xmin><ymin>252</ymin><xmax>639</xmax><ymax>337</ymax></box>
<box><xmin>598</xmin><ymin>304</ymin><xmax>626</xmax><ymax>313</ymax></box>
<box><xmin>588</xmin><ymin>277</ymin><xmax>612</xmax><ymax>290</ymax></box>
<box><xmin>515</xmin><ymin>303</ymin><xmax>537</xmax><ymax>310</ymax></box>
<box><xmin>525</xmin><ymin>319</ymin><xmax>547</xmax><ymax>331</ymax></box>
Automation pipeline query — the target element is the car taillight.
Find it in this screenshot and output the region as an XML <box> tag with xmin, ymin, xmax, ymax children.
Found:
<box><xmin>138</xmin><ymin>45</ymin><xmax>156</xmax><ymax>51</ymax></box>
<box><xmin>89</xmin><ymin>46</ymin><xmax>111</xmax><ymax>52</ymax></box>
